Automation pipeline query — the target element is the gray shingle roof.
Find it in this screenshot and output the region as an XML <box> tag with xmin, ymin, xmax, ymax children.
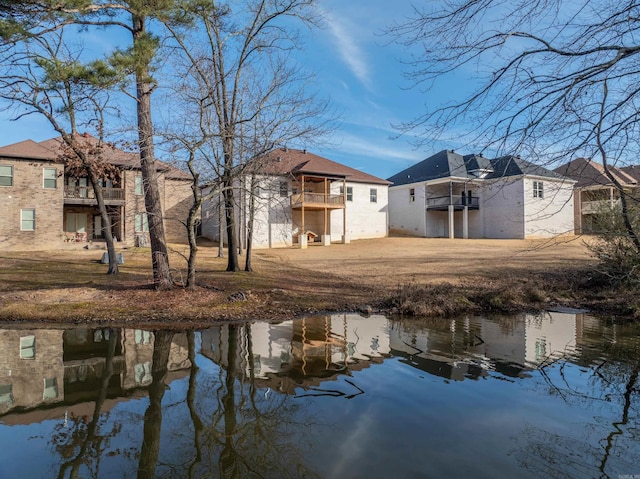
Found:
<box><xmin>388</xmin><ymin>150</ymin><xmax>567</xmax><ymax>186</ymax></box>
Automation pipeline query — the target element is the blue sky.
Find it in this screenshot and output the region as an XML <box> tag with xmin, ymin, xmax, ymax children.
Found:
<box><xmin>0</xmin><ymin>1</ymin><xmax>462</xmax><ymax>181</ymax></box>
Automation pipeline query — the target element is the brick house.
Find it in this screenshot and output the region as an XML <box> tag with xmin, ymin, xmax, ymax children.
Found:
<box><xmin>0</xmin><ymin>135</ymin><xmax>193</xmax><ymax>251</ymax></box>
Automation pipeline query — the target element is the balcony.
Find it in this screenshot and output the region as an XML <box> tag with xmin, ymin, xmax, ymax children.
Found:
<box><xmin>290</xmin><ymin>192</ymin><xmax>345</xmax><ymax>210</ymax></box>
<box><xmin>64</xmin><ymin>185</ymin><xmax>125</xmax><ymax>205</ymax></box>
<box><xmin>426</xmin><ymin>195</ymin><xmax>480</xmax><ymax>211</ymax></box>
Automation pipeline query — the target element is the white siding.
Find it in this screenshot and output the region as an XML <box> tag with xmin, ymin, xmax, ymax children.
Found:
<box><xmin>388</xmin><ymin>182</ymin><xmax>426</xmax><ymax>236</ymax></box>
<box><xmin>522</xmin><ymin>178</ymin><xmax>575</xmax><ymax>237</ymax></box>
<box><xmin>201</xmin><ymin>176</ymin><xmax>388</xmax><ymax>248</ymax></box>
<box><xmin>480</xmin><ymin>178</ymin><xmax>526</xmax><ymax>238</ymax></box>
<box><xmin>331</xmin><ymin>181</ymin><xmax>388</xmax><ymax>241</ymax></box>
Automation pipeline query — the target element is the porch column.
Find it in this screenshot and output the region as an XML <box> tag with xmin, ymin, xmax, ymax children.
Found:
<box><xmin>448</xmin><ymin>205</ymin><xmax>455</xmax><ymax>239</ymax></box>
<box><xmin>463</xmin><ymin>206</ymin><xmax>469</xmax><ymax>239</ymax></box>
<box><xmin>576</xmin><ymin>189</ymin><xmax>582</xmax><ymax>235</ymax></box>
<box><xmin>610</xmin><ymin>186</ymin><xmax>614</xmax><ymax>207</ymax></box>
<box><xmin>300</xmin><ymin>175</ymin><xmax>306</xmax><ymax>249</ymax></box>
<box><xmin>342</xmin><ymin>178</ymin><xmax>349</xmax><ymax>244</ymax></box>
<box><xmin>322</xmin><ymin>178</ymin><xmax>330</xmax><ymax>246</ymax></box>
<box><xmin>448</xmin><ymin>181</ymin><xmax>454</xmax><ymax>239</ymax></box>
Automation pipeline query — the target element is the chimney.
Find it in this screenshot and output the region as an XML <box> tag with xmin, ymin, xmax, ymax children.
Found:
<box><xmin>303</xmin><ymin>149</ymin><xmax>306</xmax><ymax>154</ymax></box>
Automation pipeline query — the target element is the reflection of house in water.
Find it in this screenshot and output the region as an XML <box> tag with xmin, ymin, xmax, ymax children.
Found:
<box><xmin>199</xmin><ymin>311</ymin><xmax>583</xmax><ymax>393</ymax></box>
<box><xmin>200</xmin><ymin>314</ymin><xmax>391</xmax><ymax>394</ymax></box>
<box><xmin>0</xmin><ymin>328</ymin><xmax>190</xmax><ymax>421</ymax></box>
<box><xmin>391</xmin><ymin>311</ymin><xmax>579</xmax><ymax>380</ymax></box>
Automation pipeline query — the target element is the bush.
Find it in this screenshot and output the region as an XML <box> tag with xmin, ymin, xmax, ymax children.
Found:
<box><xmin>586</xmin><ymin>201</ymin><xmax>640</xmax><ymax>285</ymax></box>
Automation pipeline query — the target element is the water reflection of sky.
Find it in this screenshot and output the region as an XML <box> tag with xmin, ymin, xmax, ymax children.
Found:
<box><xmin>0</xmin><ymin>312</ymin><xmax>638</xmax><ymax>479</ymax></box>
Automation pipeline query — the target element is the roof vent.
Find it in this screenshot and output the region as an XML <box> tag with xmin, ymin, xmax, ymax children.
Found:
<box><xmin>276</xmin><ymin>156</ymin><xmax>281</xmax><ymax>162</ymax></box>
<box><xmin>83</xmin><ymin>132</ymin><xmax>89</xmax><ymax>138</ymax></box>
<box><xmin>303</xmin><ymin>149</ymin><xmax>306</xmax><ymax>154</ymax></box>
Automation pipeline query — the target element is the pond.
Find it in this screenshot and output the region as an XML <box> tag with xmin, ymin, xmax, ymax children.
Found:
<box><xmin>0</xmin><ymin>311</ymin><xmax>639</xmax><ymax>479</ymax></box>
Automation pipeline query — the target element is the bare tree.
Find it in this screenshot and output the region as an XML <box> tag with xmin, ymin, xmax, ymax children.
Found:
<box><xmin>0</xmin><ymin>0</ymin><xmax>186</xmax><ymax>289</ymax></box>
<box><xmin>164</xmin><ymin>0</ymin><xmax>330</xmax><ymax>273</ymax></box>
<box><xmin>389</xmin><ymin>0</ymin><xmax>640</xmax><ymax>256</ymax></box>
<box><xmin>0</xmin><ymin>31</ymin><xmax>123</xmax><ymax>274</ymax></box>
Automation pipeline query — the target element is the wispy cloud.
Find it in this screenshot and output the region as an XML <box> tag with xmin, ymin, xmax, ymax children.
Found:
<box><xmin>324</xmin><ymin>11</ymin><xmax>372</xmax><ymax>90</ymax></box>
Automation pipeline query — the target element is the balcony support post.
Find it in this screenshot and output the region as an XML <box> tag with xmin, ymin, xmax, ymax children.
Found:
<box><xmin>463</xmin><ymin>206</ymin><xmax>469</xmax><ymax>239</ymax></box>
<box><xmin>448</xmin><ymin>204</ymin><xmax>455</xmax><ymax>239</ymax></box>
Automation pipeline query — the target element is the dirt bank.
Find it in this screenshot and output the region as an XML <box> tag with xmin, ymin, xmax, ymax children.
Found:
<box><xmin>0</xmin><ymin>236</ymin><xmax>637</xmax><ymax>326</ymax></box>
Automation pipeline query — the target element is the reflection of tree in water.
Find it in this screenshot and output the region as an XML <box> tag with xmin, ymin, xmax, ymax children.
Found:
<box><xmin>137</xmin><ymin>330</ymin><xmax>175</xmax><ymax>479</ymax></box>
<box><xmin>48</xmin><ymin>328</ymin><xmax>122</xmax><ymax>479</ymax></box>
<box><xmin>192</xmin><ymin>324</ymin><xmax>320</xmax><ymax>479</ymax></box>
<box><xmin>512</xmin><ymin>342</ymin><xmax>640</xmax><ymax>479</ymax></box>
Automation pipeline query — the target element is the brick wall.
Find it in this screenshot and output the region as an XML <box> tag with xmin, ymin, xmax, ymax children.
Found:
<box><xmin>0</xmin><ymin>157</ymin><xmax>64</xmax><ymax>251</ymax></box>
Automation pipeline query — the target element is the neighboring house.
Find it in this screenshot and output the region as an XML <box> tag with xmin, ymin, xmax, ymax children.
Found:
<box><xmin>0</xmin><ymin>135</ymin><xmax>192</xmax><ymax>251</ymax></box>
<box><xmin>201</xmin><ymin>148</ymin><xmax>390</xmax><ymax>249</ymax></box>
<box><xmin>387</xmin><ymin>150</ymin><xmax>575</xmax><ymax>239</ymax></box>
<box><xmin>554</xmin><ymin>158</ymin><xmax>638</xmax><ymax>234</ymax></box>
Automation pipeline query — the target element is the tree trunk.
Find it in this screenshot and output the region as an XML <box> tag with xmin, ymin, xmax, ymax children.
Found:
<box><xmin>186</xmin><ymin>194</ymin><xmax>200</xmax><ymax>288</ymax></box>
<box><xmin>137</xmin><ymin>330</ymin><xmax>174</xmax><ymax>479</ymax></box>
<box><xmin>223</xmin><ymin>179</ymin><xmax>240</xmax><ymax>271</ymax></box>
<box><xmin>244</xmin><ymin>175</ymin><xmax>256</xmax><ymax>272</ymax></box>
<box><xmin>87</xmin><ymin>170</ymin><xmax>118</xmax><ymax>274</ymax></box>
<box><xmin>132</xmin><ymin>13</ymin><xmax>173</xmax><ymax>290</ymax></box>
<box><xmin>217</xmin><ymin>189</ymin><xmax>225</xmax><ymax>258</ymax></box>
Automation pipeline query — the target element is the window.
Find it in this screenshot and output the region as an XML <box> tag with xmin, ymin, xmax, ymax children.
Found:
<box><xmin>43</xmin><ymin>378</ymin><xmax>58</xmax><ymax>400</ymax></box>
<box><xmin>135</xmin><ymin>212</ymin><xmax>149</xmax><ymax>232</ymax></box>
<box><xmin>135</xmin><ymin>175</ymin><xmax>143</xmax><ymax>195</ymax></box>
<box><xmin>370</xmin><ymin>188</ymin><xmax>378</xmax><ymax>203</ymax></box>
<box><xmin>20</xmin><ymin>209</ymin><xmax>35</xmax><ymax>231</ymax></box>
<box><xmin>339</xmin><ymin>185</ymin><xmax>353</xmax><ymax>201</ymax></box>
<box><xmin>0</xmin><ymin>384</ymin><xmax>13</xmax><ymax>406</ymax></box>
<box><xmin>0</xmin><ymin>165</ymin><xmax>12</xmax><ymax>186</ymax></box>
<box><xmin>135</xmin><ymin>329</ymin><xmax>152</xmax><ymax>345</ymax></box>
<box><xmin>134</xmin><ymin>362</ymin><xmax>152</xmax><ymax>385</ymax></box>
<box><xmin>20</xmin><ymin>335</ymin><xmax>35</xmax><ymax>359</ymax></box>
<box><xmin>533</xmin><ymin>181</ymin><xmax>544</xmax><ymax>199</ymax></box>
<box><xmin>43</xmin><ymin>168</ymin><xmax>57</xmax><ymax>189</ymax></box>
<box><xmin>409</xmin><ymin>188</ymin><xmax>415</xmax><ymax>203</ymax></box>
<box><xmin>279</xmin><ymin>181</ymin><xmax>288</xmax><ymax>197</ymax></box>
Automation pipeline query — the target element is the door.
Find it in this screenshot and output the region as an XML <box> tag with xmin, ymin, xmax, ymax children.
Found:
<box><xmin>438</xmin><ymin>219</ymin><xmax>446</xmax><ymax>237</ymax></box>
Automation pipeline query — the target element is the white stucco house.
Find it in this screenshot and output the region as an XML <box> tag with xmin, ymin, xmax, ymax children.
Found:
<box><xmin>201</xmin><ymin>148</ymin><xmax>390</xmax><ymax>249</ymax></box>
<box><xmin>387</xmin><ymin>150</ymin><xmax>576</xmax><ymax>239</ymax></box>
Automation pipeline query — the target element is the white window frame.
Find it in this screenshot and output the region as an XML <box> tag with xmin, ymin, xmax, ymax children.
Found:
<box><xmin>135</xmin><ymin>212</ymin><xmax>149</xmax><ymax>233</ymax></box>
<box><xmin>43</xmin><ymin>167</ymin><xmax>57</xmax><ymax>189</ymax></box>
<box><xmin>533</xmin><ymin>181</ymin><xmax>544</xmax><ymax>199</ymax></box>
<box><xmin>20</xmin><ymin>209</ymin><xmax>35</xmax><ymax>231</ymax></box>
<box><xmin>135</xmin><ymin>175</ymin><xmax>143</xmax><ymax>195</ymax></box>
<box><xmin>20</xmin><ymin>335</ymin><xmax>35</xmax><ymax>359</ymax></box>
<box><xmin>43</xmin><ymin>377</ymin><xmax>58</xmax><ymax>400</ymax></box>
<box><xmin>409</xmin><ymin>188</ymin><xmax>415</xmax><ymax>203</ymax></box>
<box><xmin>0</xmin><ymin>165</ymin><xmax>12</xmax><ymax>187</ymax></box>
<box><xmin>370</xmin><ymin>188</ymin><xmax>378</xmax><ymax>203</ymax></box>
<box><xmin>279</xmin><ymin>181</ymin><xmax>288</xmax><ymax>197</ymax></box>
<box><xmin>340</xmin><ymin>185</ymin><xmax>353</xmax><ymax>202</ymax></box>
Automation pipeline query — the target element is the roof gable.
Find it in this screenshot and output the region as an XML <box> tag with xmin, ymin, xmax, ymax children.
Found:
<box><xmin>0</xmin><ymin>139</ymin><xmax>58</xmax><ymax>161</ymax></box>
<box><xmin>260</xmin><ymin>148</ymin><xmax>391</xmax><ymax>185</ymax></box>
<box><xmin>554</xmin><ymin>158</ymin><xmax>636</xmax><ymax>188</ymax></box>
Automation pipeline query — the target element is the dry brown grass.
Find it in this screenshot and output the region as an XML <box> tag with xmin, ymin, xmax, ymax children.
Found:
<box><xmin>0</xmin><ymin>235</ymin><xmax>637</xmax><ymax>324</ymax></box>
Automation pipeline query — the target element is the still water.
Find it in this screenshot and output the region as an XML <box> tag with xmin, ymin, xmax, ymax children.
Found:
<box><xmin>0</xmin><ymin>311</ymin><xmax>639</xmax><ymax>479</ymax></box>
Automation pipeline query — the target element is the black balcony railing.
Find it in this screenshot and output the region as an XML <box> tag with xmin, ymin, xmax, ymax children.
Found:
<box><xmin>426</xmin><ymin>195</ymin><xmax>480</xmax><ymax>209</ymax></box>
